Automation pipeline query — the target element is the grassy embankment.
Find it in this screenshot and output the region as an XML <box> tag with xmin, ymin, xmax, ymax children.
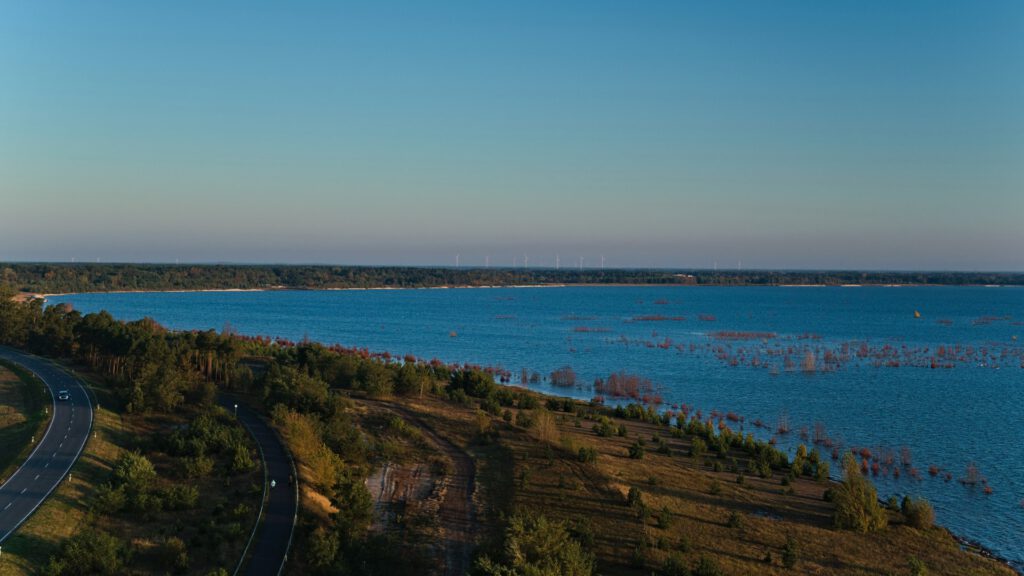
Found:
<box><xmin>334</xmin><ymin>391</ymin><xmax>1014</xmax><ymax>576</ymax></box>
<box><xmin>0</xmin><ymin>361</ymin><xmax>50</xmax><ymax>485</ymax></box>
<box><xmin>0</xmin><ymin>366</ymin><xmax>262</xmax><ymax>576</ymax></box>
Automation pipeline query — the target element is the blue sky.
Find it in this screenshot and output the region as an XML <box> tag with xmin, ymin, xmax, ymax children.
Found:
<box><xmin>1</xmin><ymin>1</ymin><xmax>1021</xmax><ymax>270</ymax></box>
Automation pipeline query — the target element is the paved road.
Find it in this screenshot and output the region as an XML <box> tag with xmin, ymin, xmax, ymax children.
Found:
<box><xmin>220</xmin><ymin>397</ymin><xmax>297</xmax><ymax>576</ymax></box>
<box><xmin>0</xmin><ymin>347</ymin><xmax>92</xmax><ymax>543</ymax></box>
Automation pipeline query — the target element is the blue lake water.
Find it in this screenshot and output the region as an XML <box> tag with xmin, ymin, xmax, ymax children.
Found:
<box><xmin>48</xmin><ymin>286</ymin><xmax>1024</xmax><ymax>567</ymax></box>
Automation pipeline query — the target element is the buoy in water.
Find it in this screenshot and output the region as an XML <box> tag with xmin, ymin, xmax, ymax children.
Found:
<box><xmin>914</xmin><ymin>310</ymin><xmax>921</xmax><ymax>319</ymax></box>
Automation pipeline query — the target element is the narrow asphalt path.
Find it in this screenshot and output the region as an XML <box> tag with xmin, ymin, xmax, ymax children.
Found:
<box><xmin>220</xmin><ymin>397</ymin><xmax>297</xmax><ymax>576</ymax></box>
<box><xmin>0</xmin><ymin>347</ymin><xmax>92</xmax><ymax>543</ymax></box>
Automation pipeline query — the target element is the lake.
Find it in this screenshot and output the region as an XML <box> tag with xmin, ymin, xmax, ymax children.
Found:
<box><xmin>47</xmin><ymin>285</ymin><xmax>1024</xmax><ymax>567</ymax></box>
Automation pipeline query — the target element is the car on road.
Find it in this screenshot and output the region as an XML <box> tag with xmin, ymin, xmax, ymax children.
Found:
<box><xmin>57</xmin><ymin>390</ymin><xmax>70</xmax><ymax>401</ymax></box>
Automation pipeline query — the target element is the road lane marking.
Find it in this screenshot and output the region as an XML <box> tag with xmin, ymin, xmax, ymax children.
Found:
<box><xmin>3</xmin><ymin>503</ymin><xmax>11</xmax><ymax>511</ymax></box>
<box><xmin>52</xmin><ymin>452</ymin><xmax>57</xmax><ymax>458</ymax></box>
<box><xmin>34</xmin><ymin>474</ymin><xmax>40</xmax><ymax>480</ymax></box>
<box><xmin>20</xmin><ymin>488</ymin><xmax>26</xmax><ymax>494</ymax></box>
<box><xmin>44</xmin><ymin>462</ymin><xmax>49</xmax><ymax>468</ymax></box>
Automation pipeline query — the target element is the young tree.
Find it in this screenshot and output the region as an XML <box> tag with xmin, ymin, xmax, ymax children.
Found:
<box><xmin>833</xmin><ymin>453</ymin><xmax>887</xmax><ymax>532</ymax></box>
<box><xmin>475</xmin><ymin>512</ymin><xmax>595</xmax><ymax>576</ymax></box>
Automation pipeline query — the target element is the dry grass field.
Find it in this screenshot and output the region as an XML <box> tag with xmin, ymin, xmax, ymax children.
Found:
<box><xmin>0</xmin><ymin>362</ymin><xmax>49</xmax><ymax>485</ymax></box>
<box><xmin>353</xmin><ymin>392</ymin><xmax>1015</xmax><ymax>576</ymax></box>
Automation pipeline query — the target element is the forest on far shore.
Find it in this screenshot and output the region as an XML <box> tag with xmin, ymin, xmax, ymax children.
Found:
<box><xmin>2</xmin><ymin>263</ymin><xmax>1021</xmax><ymax>295</ymax></box>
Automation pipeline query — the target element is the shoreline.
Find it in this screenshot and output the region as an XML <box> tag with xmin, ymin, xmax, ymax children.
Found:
<box><xmin>23</xmin><ymin>281</ymin><xmax>1022</xmax><ymax>302</ymax></box>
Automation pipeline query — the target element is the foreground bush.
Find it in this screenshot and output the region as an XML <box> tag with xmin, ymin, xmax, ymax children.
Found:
<box><xmin>902</xmin><ymin>496</ymin><xmax>935</xmax><ymax>530</ymax></box>
<box><xmin>42</xmin><ymin>528</ymin><xmax>128</xmax><ymax>576</ymax></box>
<box><xmin>475</xmin><ymin>511</ymin><xmax>595</xmax><ymax>576</ymax></box>
<box><xmin>833</xmin><ymin>454</ymin><xmax>887</xmax><ymax>532</ymax></box>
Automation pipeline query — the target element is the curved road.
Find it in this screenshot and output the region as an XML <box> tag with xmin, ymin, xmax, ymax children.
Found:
<box><xmin>0</xmin><ymin>347</ymin><xmax>92</xmax><ymax>543</ymax></box>
<box><xmin>220</xmin><ymin>397</ymin><xmax>297</xmax><ymax>576</ymax></box>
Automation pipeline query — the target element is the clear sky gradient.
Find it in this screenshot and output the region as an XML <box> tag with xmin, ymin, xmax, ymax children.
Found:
<box><xmin>2</xmin><ymin>1</ymin><xmax>1021</xmax><ymax>270</ymax></box>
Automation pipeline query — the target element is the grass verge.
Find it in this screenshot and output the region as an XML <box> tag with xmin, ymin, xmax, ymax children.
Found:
<box><xmin>0</xmin><ymin>360</ymin><xmax>51</xmax><ymax>486</ymax></box>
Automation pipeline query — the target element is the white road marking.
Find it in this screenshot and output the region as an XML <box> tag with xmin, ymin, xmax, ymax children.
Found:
<box><xmin>19</xmin><ymin>488</ymin><xmax>26</xmax><ymax>494</ymax></box>
<box><xmin>34</xmin><ymin>474</ymin><xmax>40</xmax><ymax>481</ymax></box>
<box><xmin>52</xmin><ymin>452</ymin><xmax>57</xmax><ymax>458</ymax></box>
<box><xmin>44</xmin><ymin>462</ymin><xmax>49</xmax><ymax>468</ymax></box>
<box><xmin>3</xmin><ymin>502</ymin><xmax>11</xmax><ymax>511</ymax></box>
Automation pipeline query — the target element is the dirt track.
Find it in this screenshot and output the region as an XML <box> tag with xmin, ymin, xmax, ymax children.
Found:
<box><xmin>366</xmin><ymin>401</ymin><xmax>478</xmax><ymax>576</ymax></box>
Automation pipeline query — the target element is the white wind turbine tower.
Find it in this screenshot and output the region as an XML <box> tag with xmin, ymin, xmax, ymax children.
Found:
<box><xmin>601</xmin><ymin>255</ymin><xmax>606</xmax><ymax>269</ymax></box>
<box><xmin>455</xmin><ymin>254</ymin><xmax>460</xmax><ymax>268</ymax></box>
<box><xmin>578</xmin><ymin>256</ymin><xmax>584</xmax><ymax>271</ymax></box>
<box><xmin>555</xmin><ymin>254</ymin><xmax>560</xmax><ymax>270</ymax></box>
<box><xmin>523</xmin><ymin>254</ymin><xmax>528</xmax><ymax>269</ymax></box>
<box><xmin>485</xmin><ymin>255</ymin><xmax>490</xmax><ymax>268</ymax></box>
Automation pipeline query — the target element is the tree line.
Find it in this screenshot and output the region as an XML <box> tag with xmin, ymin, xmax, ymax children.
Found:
<box><xmin>2</xmin><ymin>263</ymin><xmax>1020</xmax><ymax>295</ymax></box>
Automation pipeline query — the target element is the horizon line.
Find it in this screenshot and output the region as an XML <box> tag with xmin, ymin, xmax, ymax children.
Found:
<box><xmin>2</xmin><ymin>261</ymin><xmax>1022</xmax><ymax>275</ymax></box>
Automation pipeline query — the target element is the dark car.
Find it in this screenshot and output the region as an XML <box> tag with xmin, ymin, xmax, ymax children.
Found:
<box><xmin>57</xmin><ymin>390</ymin><xmax>70</xmax><ymax>401</ymax></box>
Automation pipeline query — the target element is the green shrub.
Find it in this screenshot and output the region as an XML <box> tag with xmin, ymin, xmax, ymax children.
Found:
<box><xmin>592</xmin><ymin>417</ymin><xmax>615</xmax><ymax>437</ymax></box>
<box><xmin>628</xmin><ymin>441</ymin><xmax>645</xmax><ymax>460</ymax></box>
<box><xmin>708</xmin><ymin>479</ymin><xmax>722</xmax><ymax>495</ymax></box>
<box><xmin>113</xmin><ymin>450</ymin><xmax>157</xmax><ymax>493</ymax></box>
<box><xmin>833</xmin><ymin>454</ymin><xmax>887</xmax><ymax>532</ymax></box>
<box><xmin>93</xmin><ymin>483</ymin><xmax>127</xmax><ymax>514</ymax></box>
<box><xmin>230</xmin><ymin>444</ymin><xmax>255</xmax><ymax>474</ymax></box>
<box><xmin>43</xmin><ymin>528</ymin><xmax>128</xmax><ymax>576</ymax></box>
<box><xmin>815</xmin><ymin>460</ymin><xmax>830</xmax><ymax>482</ymax></box>
<box><xmin>577</xmin><ymin>446</ymin><xmax>598</xmax><ymax>463</ymax></box>
<box><xmin>162</xmin><ymin>536</ymin><xmax>189</xmax><ymax>574</ymax></box>
<box><xmin>902</xmin><ymin>496</ymin><xmax>935</xmax><ymax>530</ymax></box>
<box><xmin>657</xmin><ymin>506</ymin><xmax>674</xmax><ymax>529</ymax></box>
<box><xmin>726</xmin><ymin>510</ymin><xmax>744</xmax><ymax>529</ymax></box>
<box><xmin>691</xmin><ymin>438</ymin><xmax>707</xmax><ymax>459</ymax></box>
<box><xmin>182</xmin><ymin>454</ymin><xmax>215</xmax><ymax>478</ymax></box>
<box><xmin>782</xmin><ymin>534</ymin><xmax>800</xmax><ymax>568</ymax></box>
<box><xmin>627</xmin><ymin>486</ymin><xmax>644</xmax><ymax>509</ymax></box>
<box><xmin>164</xmin><ymin>484</ymin><xmax>200</xmax><ymax>510</ymax></box>
<box><xmin>474</xmin><ymin>512</ymin><xmax>595</xmax><ymax>576</ymax></box>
